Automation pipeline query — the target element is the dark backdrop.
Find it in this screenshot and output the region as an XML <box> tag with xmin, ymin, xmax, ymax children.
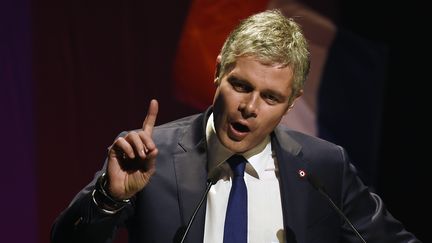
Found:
<box><xmin>1</xmin><ymin>0</ymin><xmax>429</xmax><ymax>242</ymax></box>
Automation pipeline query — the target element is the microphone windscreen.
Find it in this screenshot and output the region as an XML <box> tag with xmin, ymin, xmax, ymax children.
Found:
<box><xmin>207</xmin><ymin>165</ymin><xmax>223</xmax><ymax>185</ymax></box>
<box><xmin>307</xmin><ymin>173</ymin><xmax>325</xmax><ymax>191</ymax></box>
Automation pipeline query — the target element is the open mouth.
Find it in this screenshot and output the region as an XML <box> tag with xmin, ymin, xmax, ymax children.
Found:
<box><xmin>232</xmin><ymin>122</ymin><xmax>250</xmax><ymax>133</ymax></box>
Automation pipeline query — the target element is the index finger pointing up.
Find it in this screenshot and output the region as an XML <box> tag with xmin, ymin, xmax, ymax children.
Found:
<box><xmin>142</xmin><ymin>99</ymin><xmax>159</xmax><ymax>134</ymax></box>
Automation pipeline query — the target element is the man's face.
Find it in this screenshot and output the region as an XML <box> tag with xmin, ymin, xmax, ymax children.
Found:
<box><xmin>213</xmin><ymin>56</ymin><xmax>299</xmax><ymax>153</ymax></box>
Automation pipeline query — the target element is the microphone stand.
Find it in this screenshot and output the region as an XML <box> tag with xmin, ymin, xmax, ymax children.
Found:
<box><xmin>307</xmin><ymin>174</ymin><xmax>367</xmax><ymax>243</ymax></box>
<box><xmin>175</xmin><ymin>179</ymin><xmax>215</xmax><ymax>243</ymax></box>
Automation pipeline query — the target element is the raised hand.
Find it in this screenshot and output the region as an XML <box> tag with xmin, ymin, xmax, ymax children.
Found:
<box><xmin>105</xmin><ymin>99</ymin><xmax>159</xmax><ymax>200</ymax></box>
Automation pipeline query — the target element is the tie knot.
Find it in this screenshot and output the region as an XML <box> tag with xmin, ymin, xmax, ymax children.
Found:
<box><xmin>227</xmin><ymin>155</ymin><xmax>246</xmax><ymax>177</ymax></box>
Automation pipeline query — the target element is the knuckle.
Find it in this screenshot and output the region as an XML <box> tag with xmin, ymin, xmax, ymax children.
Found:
<box><xmin>115</xmin><ymin>137</ymin><xmax>125</xmax><ymax>145</ymax></box>
<box><xmin>139</xmin><ymin>130</ymin><xmax>151</xmax><ymax>140</ymax></box>
<box><xmin>126</xmin><ymin>131</ymin><xmax>138</xmax><ymax>138</ymax></box>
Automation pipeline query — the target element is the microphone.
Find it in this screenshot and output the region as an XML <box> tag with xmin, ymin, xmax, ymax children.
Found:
<box><xmin>174</xmin><ymin>167</ymin><xmax>221</xmax><ymax>243</ymax></box>
<box><xmin>306</xmin><ymin>173</ymin><xmax>367</xmax><ymax>243</ymax></box>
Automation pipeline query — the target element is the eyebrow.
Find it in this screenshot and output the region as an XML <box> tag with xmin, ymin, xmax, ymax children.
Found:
<box><xmin>262</xmin><ymin>89</ymin><xmax>287</xmax><ymax>102</ymax></box>
<box><xmin>228</xmin><ymin>74</ymin><xmax>289</xmax><ymax>102</ymax></box>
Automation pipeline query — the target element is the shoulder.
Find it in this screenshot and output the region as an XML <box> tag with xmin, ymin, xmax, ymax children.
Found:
<box><xmin>275</xmin><ymin>125</ymin><xmax>344</xmax><ymax>156</ymax></box>
<box><xmin>152</xmin><ymin>112</ymin><xmax>206</xmax><ymax>149</ymax></box>
<box><xmin>274</xmin><ymin>125</ymin><xmax>350</xmax><ymax>177</ymax></box>
<box><xmin>154</xmin><ymin>113</ymin><xmax>202</xmax><ymax>131</ymax></box>
<box><xmin>275</xmin><ymin>126</ymin><xmax>356</xmax><ymax>197</ymax></box>
<box><xmin>115</xmin><ymin>112</ymin><xmax>204</xmax><ymax>145</ymax></box>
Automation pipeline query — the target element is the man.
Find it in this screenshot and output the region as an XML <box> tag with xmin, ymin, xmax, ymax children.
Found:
<box><xmin>51</xmin><ymin>10</ymin><xmax>420</xmax><ymax>243</ymax></box>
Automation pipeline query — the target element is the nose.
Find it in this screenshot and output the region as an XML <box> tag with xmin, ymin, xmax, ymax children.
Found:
<box><xmin>239</xmin><ymin>93</ymin><xmax>258</xmax><ymax>118</ymax></box>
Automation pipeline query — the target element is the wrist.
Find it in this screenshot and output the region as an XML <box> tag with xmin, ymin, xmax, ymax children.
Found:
<box><xmin>92</xmin><ymin>172</ymin><xmax>130</xmax><ymax>214</ymax></box>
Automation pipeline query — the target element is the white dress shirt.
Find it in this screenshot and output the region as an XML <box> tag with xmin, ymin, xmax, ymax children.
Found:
<box><xmin>203</xmin><ymin>113</ymin><xmax>285</xmax><ymax>243</ymax></box>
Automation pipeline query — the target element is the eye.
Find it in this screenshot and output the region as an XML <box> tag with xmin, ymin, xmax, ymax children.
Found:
<box><xmin>233</xmin><ymin>83</ymin><xmax>248</xmax><ymax>92</ymax></box>
<box><xmin>229</xmin><ymin>78</ymin><xmax>251</xmax><ymax>93</ymax></box>
<box><xmin>263</xmin><ymin>93</ymin><xmax>280</xmax><ymax>105</ymax></box>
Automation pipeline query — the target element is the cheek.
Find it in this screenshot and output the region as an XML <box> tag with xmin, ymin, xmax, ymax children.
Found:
<box><xmin>212</xmin><ymin>95</ymin><xmax>228</xmax><ymax>129</ymax></box>
<box><xmin>260</xmin><ymin>111</ymin><xmax>285</xmax><ymax>131</ymax></box>
<box><xmin>212</xmin><ymin>91</ymin><xmax>224</xmax><ymax>115</ymax></box>
<box><xmin>214</xmin><ymin>87</ymin><xmax>237</xmax><ymax>112</ymax></box>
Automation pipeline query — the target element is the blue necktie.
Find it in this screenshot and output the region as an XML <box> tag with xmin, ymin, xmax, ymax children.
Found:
<box><xmin>223</xmin><ymin>155</ymin><xmax>247</xmax><ymax>243</ymax></box>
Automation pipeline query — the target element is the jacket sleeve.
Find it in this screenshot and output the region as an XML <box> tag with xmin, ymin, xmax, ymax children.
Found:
<box><xmin>338</xmin><ymin>146</ymin><xmax>421</xmax><ymax>243</ymax></box>
<box><xmin>50</xmin><ymin>168</ymin><xmax>134</xmax><ymax>243</ymax></box>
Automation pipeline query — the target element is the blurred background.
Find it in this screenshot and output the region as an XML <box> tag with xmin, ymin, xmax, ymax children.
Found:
<box><xmin>1</xmin><ymin>0</ymin><xmax>429</xmax><ymax>242</ymax></box>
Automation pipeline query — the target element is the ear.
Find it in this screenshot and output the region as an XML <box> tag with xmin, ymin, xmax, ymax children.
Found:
<box><xmin>214</xmin><ymin>55</ymin><xmax>222</xmax><ymax>85</ymax></box>
<box><xmin>287</xmin><ymin>89</ymin><xmax>304</xmax><ymax>112</ymax></box>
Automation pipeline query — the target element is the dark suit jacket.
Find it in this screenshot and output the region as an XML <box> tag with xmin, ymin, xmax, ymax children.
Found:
<box><xmin>51</xmin><ymin>108</ymin><xmax>420</xmax><ymax>243</ymax></box>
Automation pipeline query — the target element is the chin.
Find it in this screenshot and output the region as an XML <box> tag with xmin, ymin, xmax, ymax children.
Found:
<box><xmin>217</xmin><ymin>128</ymin><xmax>252</xmax><ymax>153</ymax></box>
<box><xmin>221</xmin><ymin>139</ymin><xmax>250</xmax><ymax>153</ymax></box>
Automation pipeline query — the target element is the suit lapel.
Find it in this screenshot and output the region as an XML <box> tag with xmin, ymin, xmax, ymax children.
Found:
<box><xmin>273</xmin><ymin>127</ymin><xmax>310</xmax><ymax>243</ymax></box>
<box><xmin>173</xmin><ymin>109</ymin><xmax>211</xmax><ymax>243</ymax></box>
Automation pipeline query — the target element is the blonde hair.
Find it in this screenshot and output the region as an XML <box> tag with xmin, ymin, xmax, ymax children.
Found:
<box><xmin>218</xmin><ymin>9</ymin><xmax>310</xmax><ymax>100</ymax></box>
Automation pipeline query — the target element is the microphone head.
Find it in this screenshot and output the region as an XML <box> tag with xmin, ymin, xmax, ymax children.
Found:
<box><xmin>207</xmin><ymin>165</ymin><xmax>223</xmax><ymax>185</ymax></box>
<box><xmin>306</xmin><ymin>173</ymin><xmax>325</xmax><ymax>191</ymax></box>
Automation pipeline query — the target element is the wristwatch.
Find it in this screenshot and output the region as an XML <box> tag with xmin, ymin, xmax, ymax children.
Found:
<box><xmin>92</xmin><ymin>172</ymin><xmax>131</xmax><ymax>214</ymax></box>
